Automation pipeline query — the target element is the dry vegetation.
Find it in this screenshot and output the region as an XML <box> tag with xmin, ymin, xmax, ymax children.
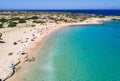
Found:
<box><xmin>0</xmin><ymin>11</ymin><xmax>106</xmax><ymax>28</ymax></box>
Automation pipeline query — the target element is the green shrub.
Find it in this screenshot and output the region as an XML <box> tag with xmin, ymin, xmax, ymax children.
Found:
<box><xmin>31</xmin><ymin>25</ymin><xmax>35</xmax><ymax>27</ymax></box>
<box><xmin>98</xmin><ymin>15</ymin><xmax>105</xmax><ymax>18</ymax></box>
<box><xmin>62</xmin><ymin>19</ymin><xmax>68</xmax><ymax>22</ymax></box>
<box><xmin>0</xmin><ymin>24</ymin><xmax>4</xmax><ymax>28</ymax></box>
<box><xmin>33</xmin><ymin>20</ymin><xmax>45</xmax><ymax>23</ymax></box>
<box><xmin>33</xmin><ymin>21</ymin><xmax>37</xmax><ymax>23</ymax></box>
<box><xmin>0</xmin><ymin>18</ymin><xmax>8</xmax><ymax>23</ymax></box>
<box><xmin>48</xmin><ymin>17</ymin><xmax>58</xmax><ymax>22</ymax></box>
<box><xmin>8</xmin><ymin>21</ymin><xmax>17</xmax><ymax>27</ymax></box>
<box><xmin>18</xmin><ymin>19</ymin><xmax>26</xmax><ymax>23</ymax></box>
<box><xmin>30</xmin><ymin>16</ymin><xmax>39</xmax><ymax>19</ymax></box>
<box><xmin>111</xmin><ymin>19</ymin><xmax>120</xmax><ymax>21</ymax></box>
<box><xmin>10</xmin><ymin>17</ymin><xmax>21</xmax><ymax>21</ymax></box>
<box><xmin>111</xmin><ymin>19</ymin><xmax>117</xmax><ymax>20</ymax></box>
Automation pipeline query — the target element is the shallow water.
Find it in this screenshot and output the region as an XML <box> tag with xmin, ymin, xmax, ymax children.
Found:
<box><xmin>18</xmin><ymin>21</ymin><xmax>120</xmax><ymax>81</ymax></box>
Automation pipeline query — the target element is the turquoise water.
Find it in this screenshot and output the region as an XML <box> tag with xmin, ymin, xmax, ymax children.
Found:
<box><xmin>18</xmin><ymin>21</ymin><xmax>120</xmax><ymax>81</ymax></box>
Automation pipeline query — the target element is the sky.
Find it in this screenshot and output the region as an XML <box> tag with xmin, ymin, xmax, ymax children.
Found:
<box><xmin>0</xmin><ymin>0</ymin><xmax>120</xmax><ymax>10</ymax></box>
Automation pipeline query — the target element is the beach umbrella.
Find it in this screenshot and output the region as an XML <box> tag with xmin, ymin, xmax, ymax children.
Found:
<box><xmin>13</xmin><ymin>42</ymin><xmax>17</xmax><ymax>45</ymax></box>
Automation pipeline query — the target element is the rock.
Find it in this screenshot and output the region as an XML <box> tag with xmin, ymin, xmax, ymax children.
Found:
<box><xmin>8</xmin><ymin>52</ymin><xmax>13</xmax><ymax>56</ymax></box>
<box><xmin>15</xmin><ymin>66</ymin><xmax>22</xmax><ymax>72</ymax></box>
<box><xmin>25</xmin><ymin>57</ymin><xmax>36</xmax><ymax>62</ymax></box>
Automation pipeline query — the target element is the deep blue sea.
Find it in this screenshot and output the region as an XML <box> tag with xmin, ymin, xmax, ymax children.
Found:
<box><xmin>25</xmin><ymin>9</ymin><xmax>120</xmax><ymax>16</ymax></box>
<box><xmin>17</xmin><ymin>20</ymin><xmax>120</xmax><ymax>81</ymax></box>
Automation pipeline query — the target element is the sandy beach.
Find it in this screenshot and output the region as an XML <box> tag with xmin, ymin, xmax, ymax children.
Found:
<box><xmin>0</xmin><ymin>13</ymin><xmax>120</xmax><ymax>81</ymax></box>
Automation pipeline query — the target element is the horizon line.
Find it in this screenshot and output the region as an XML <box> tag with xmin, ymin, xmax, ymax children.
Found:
<box><xmin>0</xmin><ymin>8</ymin><xmax>120</xmax><ymax>11</ymax></box>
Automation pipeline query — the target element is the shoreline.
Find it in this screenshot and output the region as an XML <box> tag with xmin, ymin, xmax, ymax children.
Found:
<box><xmin>0</xmin><ymin>17</ymin><xmax>118</xmax><ymax>81</ymax></box>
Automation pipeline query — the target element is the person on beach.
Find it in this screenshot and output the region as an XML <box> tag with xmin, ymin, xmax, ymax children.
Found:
<box><xmin>9</xmin><ymin>64</ymin><xmax>15</xmax><ymax>77</ymax></box>
<box><xmin>9</xmin><ymin>64</ymin><xmax>15</xmax><ymax>71</ymax></box>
